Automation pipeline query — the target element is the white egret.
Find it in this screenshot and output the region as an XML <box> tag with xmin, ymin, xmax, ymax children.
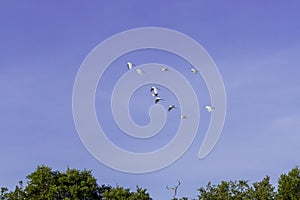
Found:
<box><xmin>135</xmin><ymin>69</ymin><xmax>143</xmax><ymax>74</ymax></box>
<box><xmin>127</xmin><ymin>62</ymin><xmax>135</xmax><ymax>69</ymax></box>
<box><xmin>155</xmin><ymin>97</ymin><xmax>163</xmax><ymax>104</ymax></box>
<box><xmin>161</xmin><ymin>67</ymin><xmax>169</xmax><ymax>72</ymax></box>
<box><xmin>205</xmin><ymin>105</ymin><xmax>215</xmax><ymax>112</ymax></box>
<box><xmin>150</xmin><ymin>86</ymin><xmax>159</xmax><ymax>96</ymax></box>
<box><xmin>168</xmin><ymin>105</ymin><xmax>176</xmax><ymax>112</ymax></box>
<box><xmin>191</xmin><ymin>68</ymin><xmax>199</xmax><ymax>74</ymax></box>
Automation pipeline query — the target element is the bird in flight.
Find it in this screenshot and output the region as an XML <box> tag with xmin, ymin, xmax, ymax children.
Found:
<box><xmin>191</xmin><ymin>68</ymin><xmax>199</xmax><ymax>74</ymax></box>
<box><xmin>150</xmin><ymin>86</ymin><xmax>159</xmax><ymax>96</ymax></box>
<box><xmin>180</xmin><ymin>115</ymin><xmax>187</xmax><ymax>119</ymax></box>
<box><xmin>127</xmin><ymin>62</ymin><xmax>135</xmax><ymax>70</ymax></box>
<box><xmin>135</xmin><ymin>69</ymin><xmax>143</xmax><ymax>74</ymax></box>
<box><xmin>205</xmin><ymin>105</ymin><xmax>215</xmax><ymax>112</ymax></box>
<box><xmin>161</xmin><ymin>67</ymin><xmax>169</xmax><ymax>72</ymax></box>
<box><xmin>155</xmin><ymin>97</ymin><xmax>163</xmax><ymax>104</ymax></box>
<box><xmin>168</xmin><ymin>105</ymin><xmax>176</xmax><ymax>112</ymax></box>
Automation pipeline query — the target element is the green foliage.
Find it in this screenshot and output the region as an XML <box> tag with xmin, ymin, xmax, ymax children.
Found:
<box><xmin>0</xmin><ymin>187</ymin><xmax>9</xmax><ymax>200</ymax></box>
<box><xmin>25</xmin><ymin>166</ymin><xmax>59</xmax><ymax>199</ymax></box>
<box><xmin>1</xmin><ymin>165</ymin><xmax>101</xmax><ymax>200</ymax></box>
<box><xmin>198</xmin><ymin>180</ymin><xmax>250</xmax><ymax>199</ymax></box>
<box><xmin>24</xmin><ymin>165</ymin><xmax>102</xmax><ymax>200</ymax></box>
<box><xmin>98</xmin><ymin>184</ymin><xmax>112</xmax><ymax>199</ymax></box>
<box><xmin>0</xmin><ymin>165</ymin><xmax>152</xmax><ymax>200</ymax></box>
<box><xmin>9</xmin><ymin>181</ymin><xmax>26</xmax><ymax>199</ymax></box>
<box><xmin>0</xmin><ymin>181</ymin><xmax>26</xmax><ymax>200</ymax></box>
<box><xmin>102</xmin><ymin>185</ymin><xmax>152</xmax><ymax>200</ymax></box>
<box><xmin>56</xmin><ymin>168</ymin><xmax>100</xmax><ymax>200</ymax></box>
<box><xmin>102</xmin><ymin>185</ymin><xmax>131</xmax><ymax>199</ymax></box>
<box><xmin>198</xmin><ymin>178</ymin><xmax>275</xmax><ymax>200</ymax></box>
<box><xmin>2</xmin><ymin>165</ymin><xmax>300</xmax><ymax>199</ymax></box>
<box><xmin>276</xmin><ymin>166</ymin><xmax>300</xmax><ymax>200</ymax></box>
<box><xmin>250</xmin><ymin>176</ymin><xmax>275</xmax><ymax>200</ymax></box>
<box><xmin>131</xmin><ymin>186</ymin><xmax>152</xmax><ymax>200</ymax></box>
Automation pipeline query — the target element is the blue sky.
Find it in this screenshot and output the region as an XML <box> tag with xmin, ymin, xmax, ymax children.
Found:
<box><xmin>1</xmin><ymin>1</ymin><xmax>300</xmax><ymax>199</ymax></box>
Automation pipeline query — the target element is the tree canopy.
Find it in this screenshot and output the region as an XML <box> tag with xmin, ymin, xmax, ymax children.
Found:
<box><xmin>1</xmin><ymin>165</ymin><xmax>300</xmax><ymax>199</ymax></box>
<box><xmin>198</xmin><ymin>177</ymin><xmax>275</xmax><ymax>200</ymax></box>
<box><xmin>0</xmin><ymin>165</ymin><xmax>150</xmax><ymax>200</ymax></box>
<box><xmin>276</xmin><ymin>167</ymin><xmax>300</xmax><ymax>200</ymax></box>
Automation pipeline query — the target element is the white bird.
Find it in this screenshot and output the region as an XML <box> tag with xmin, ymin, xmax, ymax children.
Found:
<box><xmin>150</xmin><ymin>86</ymin><xmax>159</xmax><ymax>96</ymax></box>
<box><xmin>155</xmin><ymin>97</ymin><xmax>163</xmax><ymax>104</ymax></box>
<box><xmin>135</xmin><ymin>69</ymin><xmax>143</xmax><ymax>74</ymax></box>
<box><xmin>127</xmin><ymin>62</ymin><xmax>135</xmax><ymax>70</ymax></box>
<box><xmin>205</xmin><ymin>105</ymin><xmax>215</xmax><ymax>112</ymax></box>
<box><xmin>180</xmin><ymin>115</ymin><xmax>187</xmax><ymax>119</ymax></box>
<box><xmin>168</xmin><ymin>105</ymin><xmax>176</xmax><ymax>112</ymax></box>
<box><xmin>161</xmin><ymin>67</ymin><xmax>169</xmax><ymax>72</ymax></box>
<box><xmin>191</xmin><ymin>68</ymin><xmax>199</xmax><ymax>74</ymax></box>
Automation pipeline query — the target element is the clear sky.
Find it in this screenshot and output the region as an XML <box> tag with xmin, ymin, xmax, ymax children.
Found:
<box><xmin>1</xmin><ymin>1</ymin><xmax>300</xmax><ymax>199</ymax></box>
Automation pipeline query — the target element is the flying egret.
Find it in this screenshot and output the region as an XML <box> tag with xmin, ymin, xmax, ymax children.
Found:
<box><xmin>127</xmin><ymin>62</ymin><xmax>135</xmax><ymax>69</ymax></box>
<box><xmin>168</xmin><ymin>105</ymin><xmax>176</xmax><ymax>112</ymax></box>
<box><xmin>150</xmin><ymin>86</ymin><xmax>159</xmax><ymax>96</ymax></box>
<box><xmin>155</xmin><ymin>97</ymin><xmax>163</xmax><ymax>104</ymax></box>
<box><xmin>180</xmin><ymin>115</ymin><xmax>187</xmax><ymax>119</ymax></box>
<box><xmin>161</xmin><ymin>67</ymin><xmax>169</xmax><ymax>72</ymax></box>
<box><xmin>205</xmin><ymin>105</ymin><xmax>215</xmax><ymax>112</ymax></box>
<box><xmin>191</xmin><ymin>68</ymin><xmax>199</xmax><ymax>74</ymax></box>
<box><xmin>135</xmin><ymin>69</ymin><xmax>143</xmax><ymax>74</ymax></box>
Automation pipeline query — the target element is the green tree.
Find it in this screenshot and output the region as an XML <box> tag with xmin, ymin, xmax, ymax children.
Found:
<box><xmin>25</xmin><ymin>165</ymin><xmax>59</xmax><ymax>199</ymax></box>
<box><xmin>198</xmin><ymin>182</ymin><xmax>218</xmax><ymax>200</ymax></box>
<box><xmin>56</xmin><ymin>168</ymin><xmax>100</xmax><ymax>199</ymax></box>
<box><xmin>25</xmin><ymin>165</ymin><xmax>102</xmax><ymax>200</ymax></box>
<box><xmin>229</xmin><ymin>180</ymin><xmax>252</xmax><ymax>199</ymax></box>
<box><xmin>129</xmin><ymin>186</ymin><xmax>152</xmax><ymax>200</ymax></box>
<box><xmin>198</xmin><ymin>180</ymin><xmax>252</xmax><ymax>199</ymax></box>
<box><xmin>5</xmin><ymin>165</ymin><xmax>300</xmax><ymax>199</ymax></box>
<box><xmin>1</xmin><ymin>165</ymin><xmax>153</xmax><ymax>199</ymax></box>
<box><xmin>6</xmin><ymin>181</ymin><xmax>26</xmax><ymax>200</ymax></box>
<box><xmin>102</xmin><ymin>185</ymin><xmax>131</xmax><ymax>200</ymax></box>
<box><xmin>198</xmin><ymin>176</ymin><xmax>276</xmax><ymax>200</ymax></box>
<box><xmin>102</xmin><ymin>185</ymin><xmax>152</xmax><ymax>200</ymax></box>
<box><xmin>276</xmin><ymin>167</ymin><xmax>300</xmax><ymax>200</ymax></box>
<box><xmin>98</xmin><ymin>184</ymin><xmax>112</xmax><ymax>199</ymax></box>
<box><xmin>250</xmin><ymin>176</ymin><xmax>275</xmax><ymax>200</ymax></box>
<box><xmin>0</xmin><ymin>187</ymin><xmax>9</xmax><ymax>200</ymax></box>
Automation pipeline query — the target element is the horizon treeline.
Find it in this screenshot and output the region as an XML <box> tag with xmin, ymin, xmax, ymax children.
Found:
<box><xmin>1</xmin><ymin>165</ymin><xmax>300</xmax><ymax>199</ymax></box>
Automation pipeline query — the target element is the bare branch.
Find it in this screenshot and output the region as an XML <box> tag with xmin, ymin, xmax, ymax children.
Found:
<box><xmin>166</xmin><ymin>180</ymin><xmax>182</xmax><ymax>199</ymax></box>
